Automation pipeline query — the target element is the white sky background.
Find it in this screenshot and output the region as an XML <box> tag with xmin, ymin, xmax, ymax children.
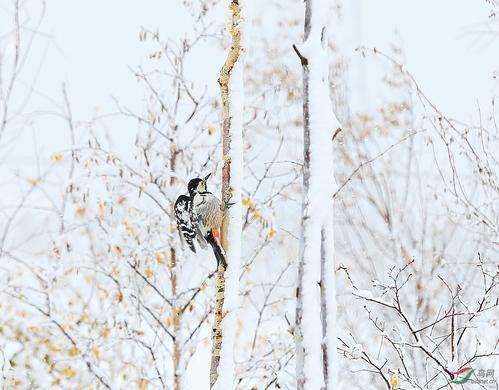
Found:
<box><xmin>34</xmin><ymin>1</ymin><xmax>499</xmax><ymax>114</ymax></box>
<box><xmin>346</xmin><ymin>1</ymin><xmax>499</xmax><ymax>119</ymax></box>
<box><xmin>2</xmin><ymin>0</ymin><xmax>498</xmax><ymax>142</ymax></box>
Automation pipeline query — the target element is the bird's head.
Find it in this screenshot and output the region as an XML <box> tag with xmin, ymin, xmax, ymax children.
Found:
<box><xmin>188</xmin><ymin>173</ymin><xmax>211</xmax><ymax>195</ymax></box>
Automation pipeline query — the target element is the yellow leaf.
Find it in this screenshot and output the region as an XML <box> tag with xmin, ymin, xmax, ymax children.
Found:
<box><xmin>63</xmin><ymin>266</ymin><xmax>75</xmax><ymax>276</ymax></box>
<box><xmin>208</xmin><ymin>124</ymin><xmax>217</xmax><ymax>135</ymax></box>
<box><xmin>61</xmin><ymin>366</ymin><xmax>76</xmax><ymax>377</ymax></box>
<box><xmin>52</xmin><ymin>379</ymin><xmax>61</xmax><ymax>386</ymax></box>
<box><xmin>111</xmin><ymin>266</ymin><xmax>120</xmax><ymax>277</ymax></box>
<box><xmin>51</xmin><ymin>153</ymin><xmax>63</xmax><ymax>161</ymax></box>
<box><xmin>267</xmin><ymin>229</ymin><xmax>276</xmax><ymax>239</ymax></box>
<box><xmin>390</xmin><ymin>373</ymin><xmax>398</xmax><ymax>388</ymax></box>
<box><xmin>79</xmin><ymin>313</ymin><xmax>90</xmax><ymax>323</ymax></box>
<box><xmin>98</xmin><ymin>200</ymin><xmax>105</xmax><ymax>215</ymax></box>
<box><xmin>98</xmin><ymin>287</ymin><xmax>110</xmax><ymax>299</ymax></box>
<box><xmin>49</xmin><ymin>344</ymin><xmax>61</xmax><ymax>353</ymax></box>
<box><xmin>75</xmin><ymin>207</ymin><xmax>86</xmax><ymax>218</ymax></box>
<box><xmin>138</xmin><ymin>378</ymin><xmax>148</xmax><ymax>390</ymax></box>
<box><xmin>144</xmin><ymin>268</ymin><xmax>153</xmax><ymax>278</ymax></box>
<box><xmin>114</xmin><ymin>246</ymin><xmax>122</xmax><ymax>256</ymax></box>
<box><xmin>27</xmin><ymin>177</ymin><xmax>40</xmax><ymax>186</ymax></box>
<box><xmin>28</xmin><ymin>326</ymin><xmax>40</xmax><ymax>334</ymax></box>
<box><xmin>92</xmin><ymin>347</ymin><xmax>100</xmax><ymax>358</ymax></box>
<box><xmin>155</xmin><ymin>253</ymin><xmax>164</xmax><ymax>264</ymax></box>
<box><xmin>228</xmin><ymin>1</ymin><xmax>239</xmax><ymax>12</ymax></box>
<box><xmin>69</xmin><ymin>346</ymin><xmax>79</xmax><ymax>357</ymax></box>
<box><xmin>254</xmin><ymin>211</ymin><xmax>261</xmax><ymax>220</ymax></box>
<box><xmin>100</xmin><ymin>327</ymin><xmax>110</xmax><ymax>338</ymax></box>
<box><xmin>242</xmin><ymin>198</ymin><xmax>250</xmax><ymax>206</ymax></box>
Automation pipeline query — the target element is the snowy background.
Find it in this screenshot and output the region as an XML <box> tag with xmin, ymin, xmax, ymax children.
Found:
<box><xmin>1</xmin><ymin>0</ymin><xmax>498</xmax><ymax>389</ymax></box>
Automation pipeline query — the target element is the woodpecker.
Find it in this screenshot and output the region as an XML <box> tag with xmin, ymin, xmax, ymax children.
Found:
<box><xmin>174</xmin><ymin>173</ymin><xmax>226</xmax><ymax>268</ymax></box>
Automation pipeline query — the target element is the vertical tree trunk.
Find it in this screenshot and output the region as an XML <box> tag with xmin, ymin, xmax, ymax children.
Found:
<box><xmin>210</xmin><ymin>1</ymin><xmax>245</xmax><ymax>388</ymax></box>
<box><xmin>294</xmin><ymin>1</ymin><xmax>341</xmax><ymax>389</ymax></box>
<box><xmin>170</xmin><ymin>247</ymin><xmax>180</xmax><ymax>390</ymax></box>
<box><xmin>170</xmin><ymin>148</ymin><xmax>181</xmax><ymax>390</ymax></box>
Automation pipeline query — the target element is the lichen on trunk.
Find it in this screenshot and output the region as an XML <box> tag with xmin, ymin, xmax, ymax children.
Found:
<box><xmin>209</xmin><ymin>1</ymin><xmax>243</xmax><ymax>388</ymax></box>
<box><xmin>170</xmin><ymin>247</ymin><xmax>180</xmax><ymax>390</ymax></box>
<box><xmin>170</xmin><ymin>147</ymin><xmax>181</xmax><ymax>390</ymax></box>
<box><xmin>209</xmin><ymin>265</ymin><xmax>226</xmax><ymax>387</ymax></box>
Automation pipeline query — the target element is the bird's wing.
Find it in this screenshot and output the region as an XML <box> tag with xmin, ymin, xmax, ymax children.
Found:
<box><xmin>174</xmin><ymin>195</ymin><xmax>197</xmax><ymax>253</ymax></box>
<box><xmin>189</xmin><ymin>200</ymin><xmax>207</xmax><ymax>249</ymax></box>
<box><xmin>193</xmin><ymin>193</ymin><xmax>222</xmax><ymax>236</ymax></box>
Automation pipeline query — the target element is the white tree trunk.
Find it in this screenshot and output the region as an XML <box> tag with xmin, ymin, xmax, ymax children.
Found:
<box><xmin>294</xmin><ymin>0</ymin><xmax>340</xmax><ymax>388</ymax></box>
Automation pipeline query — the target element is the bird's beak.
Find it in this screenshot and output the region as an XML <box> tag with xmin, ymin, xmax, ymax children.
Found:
<box><xmin>204</xmin><ymin>173</ymin><xmax>211</xmax><ymax>181</ymax></box>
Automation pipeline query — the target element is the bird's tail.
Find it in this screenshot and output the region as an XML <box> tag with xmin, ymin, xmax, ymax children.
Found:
<box><xmin>205</xmin><ymin>231</ymin><xmax>227</xmax><ymax>269</ymax></box>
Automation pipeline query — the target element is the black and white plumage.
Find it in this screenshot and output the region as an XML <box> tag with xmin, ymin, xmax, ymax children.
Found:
<box><xmin>174</xmin><ymin>173</ymin><xmax>226</xmax><ymax>268</ymax></box>
<box><xmin>174</xmin><ymin>194</ymin><xmax>200</xmax><ymax>252</ymax></box>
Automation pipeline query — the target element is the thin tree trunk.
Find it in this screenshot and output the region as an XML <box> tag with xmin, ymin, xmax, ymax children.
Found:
<box><xmin>210</xmin><ymin>266</ymin><xmax>226</xmax><ymax>387</ymax></box>
<box><xmin>294</xmin><ymin>0</ymin><xmax>341</xmax><ymax>388</ymax></box>
<box><xmin>210</xmin><ymin>1</ymin><xmax>245</xmax><ymax>388</ymax></box>
<box><xmin>170</xmin><ymin>148</ymin><xmax>181</xmax><ymax>390</ymax></box>
<box><xmin>170</xmin><ymin>247</ymin><xmax>180</xmax><ymax>390</ymax></box>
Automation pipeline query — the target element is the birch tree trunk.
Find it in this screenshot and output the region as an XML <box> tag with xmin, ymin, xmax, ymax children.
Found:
<box><xmin>210</xmin><ymin>1</ymin><xmax>245</xmax><ymax>388</ymax></box>
<box><xmin>293</xmin><ymin>1</ymin><xmax>341</xmax><ymax>388</ymax></box>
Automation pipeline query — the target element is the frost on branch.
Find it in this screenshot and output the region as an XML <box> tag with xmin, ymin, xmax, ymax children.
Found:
<box><xmin>294</xmin><ymin>0</ymin><xmax>341</xmax><ymax>389</ymax></box>
<box><xmin>339</xmin><ymin>257</ymin><xmax>499</xmax><ymax>389</ymax></box>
